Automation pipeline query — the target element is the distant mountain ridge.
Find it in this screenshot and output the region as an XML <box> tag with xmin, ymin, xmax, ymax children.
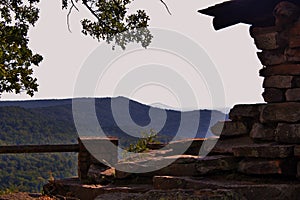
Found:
<box><xmin>0</xmin><ymin>97</ymin><xmax>227</xmax><ymax>141</ymax></box>
<box><xmin>0</xmin><ymin>98</ymin><xmax>73</xmax><ymax>109</ymax></box>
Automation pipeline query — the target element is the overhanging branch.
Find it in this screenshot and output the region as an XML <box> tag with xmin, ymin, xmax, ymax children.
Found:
<box><xmin>67</xmin><ymin>0</ymin><xmax>79</xmax><ymax>32</ymax></box>
<box><xmin>160</xmin><ymin>0</ymin><xmax>171</xmax><ymax>15</ymax></box>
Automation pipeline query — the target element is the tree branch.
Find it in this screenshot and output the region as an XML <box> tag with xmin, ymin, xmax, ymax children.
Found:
<box><xmin>67</xmin><ymin>0</ymin><xmax>79</xmax><ymax>32</ymax></box>
<box><xmin>82</xmin><ymin>0</ymin><xmax>101</xmax><ymax>21</ymax></box>
<box><xmin>71</xmin><ymin>0</ymin><xmax>79</xmax><ymax>11</ymax></box>
<box><xmin>160</xmin><ymin>0</ymin><xmax>171</xmax><ymax>15</ymax></box>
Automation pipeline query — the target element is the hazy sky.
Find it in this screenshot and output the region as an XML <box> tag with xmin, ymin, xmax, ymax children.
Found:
<box><xmin>1</xmin><ymin>0</ymin><xmax>265</xmax><ymax>110</ymax></box>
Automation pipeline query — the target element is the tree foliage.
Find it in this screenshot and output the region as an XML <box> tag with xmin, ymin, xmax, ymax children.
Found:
<box><xmin>0</xmin><ymin>0</ymin><xmax>43</xmax><ymax>97</ymax></box>
<box><xmin>66</xmin><ymin>0</ymin><xmax>153</xmax><ymax>49</ymax></box>
<box><xmin>0</xmin><ymin>0</ymin><xmax>153</xmax><ymax>97</ymax></box>
<box><xmin>0</xmin><ymin>105</ymin><xmax>78</xmax><ymax>192</ymax></box>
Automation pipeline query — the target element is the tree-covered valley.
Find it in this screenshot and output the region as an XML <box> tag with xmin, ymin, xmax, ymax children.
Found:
<box><xmin>0</xmin><ymin>97</ymin><xmax>226</xmax><ymax>192</ymax></box>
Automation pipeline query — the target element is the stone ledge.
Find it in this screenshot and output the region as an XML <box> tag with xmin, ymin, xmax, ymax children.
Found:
<box><xmin>229</xmin><ymin>104</ymin><xmax>264</xmax><ymax>121</ymax></box>
<box><xmin>276</xmin><ymin>123</ymin><xmax>300</xmax><ymax>143</ymax></box>
<box><xmin>211</xmin><ymin>136</ymin><xmax>254</xmax><ymax>154</ymax></box>
<box><xmin>286</xmin><ymin>88</ymin><xmax>300</xmax><ymax>101</ymax></box>
<box><xmin>153</xmin><ymin>176</ymin><xmax>300</xmax><ymax>200</ymax></box>
<box><xmin>262</xmin><ymin>88</ymin><xmax>285</xmax><ymax>103</ymax></box>
<box><xmin>232</xmin><ymin>144</ymin><xmax>294</xmax><ymax>158</ymax></box>
<box><xmin>260</xmin><ymin>102</ymin><xmax>300</xmax><ymax>123</ymax></box>
<box><xmin>294</xmin><ymin>145</ymin><xmax>300</xmax><ymax>156</ymax></box>
<box><xmin>257</xmin><ymin>50</ymin><xmax>286</xmax><ymax>66</ymax></box>
<box><xmin>211</xmin><ymin>121</ymin><xmax>249</xmax><ymax>137</ymax></box>
<box><xmin>43</xmin><ymin>178</ymin><xmax>152</xmax><ymax>200</ymax></box>
<box><xmin>249</xmin><ymin>123</ymin><xmax>276</xmax><ymax>141</ymax></box>
<box><xmin>115</xmin><ymin>155</ymin><xmax>238</xmax><ymax>178</ymax></box>
<box><xmin>263</xmin><ymin>75</ymin><xmax>294</xmax><ymax>89</ymax></box>
<box><xmin>196</xmin><ymin>155</ymin><xmax>238</xmax><ymax>175</ymax></box>
<box><xmin>238</xmin><ymin>158</ymin><xmax>297</xmax><ymax>176</ymax></box>
<box><xmin>260</xmin><ymin>64</ymin><xmax>300</xmax><ymax>77</ymax></box>
<box><xmin>96</xmin><ymin>189</ymin><xmax>240</xmax><ymax>200</ymax></box>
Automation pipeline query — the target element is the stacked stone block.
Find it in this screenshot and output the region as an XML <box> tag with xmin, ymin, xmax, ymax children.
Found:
<box><xmin>210</xmin><ymin>20</ymin><xmax>300</xmax><ymax>179</ymax></box>
<box><xmin>78</xmin><ymin>137</ymin><xmax>118</xmax><ymax>182</ymax></box>
<box><xmin>253</xmin><ymin>22</ymin><xmax>300</xmax><ymax>103</ymax></box>
<box><xmin>211</xmin><ymin>104</ymin><xmax>298</xmax><ymax>177</ymax></box>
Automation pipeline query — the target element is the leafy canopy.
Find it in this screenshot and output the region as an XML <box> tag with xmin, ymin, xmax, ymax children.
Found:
<box><xmin>0</xmin><ymin>0</ymin><xmax>152</xmax><ymax>97</ymax></box>
<box><xmin>0</xmin><ymin>0</ymin><xmax>42</xmax><ymax>97</ymax></box>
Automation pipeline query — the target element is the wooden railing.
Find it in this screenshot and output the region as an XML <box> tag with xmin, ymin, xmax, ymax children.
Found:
<box><xmin>0</xmin><ymin>137</ymin><xmax>119</xmax><ymax>182</ymax></box>
<box><xmin>0</xmin><ymin>144</ymin><xmax>79</xmax><ymax>154</ymax></box>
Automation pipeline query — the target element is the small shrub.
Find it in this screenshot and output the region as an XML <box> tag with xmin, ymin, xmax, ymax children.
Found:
<box><xmin>127</xmin><ymin>129</ymin><xmax>159</xmax><ymax>153</ymax></box>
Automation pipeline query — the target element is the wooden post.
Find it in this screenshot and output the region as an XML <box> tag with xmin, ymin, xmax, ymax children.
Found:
<box><xmin>78</xmin><ymin>137</ymin><xmax>118</xmax><ymax>182</ymax></box>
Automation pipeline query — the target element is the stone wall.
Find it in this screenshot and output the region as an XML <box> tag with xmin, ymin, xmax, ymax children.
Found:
<box><xmin>208</xmin><ymin>19</ymin><xmax>300</xmax><ymax>179</ymax></box>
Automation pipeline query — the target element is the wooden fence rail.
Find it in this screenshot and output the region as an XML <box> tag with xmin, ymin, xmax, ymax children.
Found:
<box><xmin>0</xmin><ymin>137</ymin><xmax>119</xmax><ymax>181</ymax></box>
<box><xmin>0</xmin><ymin>144</ymin><xmax>79</xmax><ymax>154</ymax></box>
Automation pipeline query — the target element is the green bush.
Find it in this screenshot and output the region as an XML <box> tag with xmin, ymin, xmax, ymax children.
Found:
<box><xmin>126</xmin><ymin>129</ymin><xmax>159</xmax><ymax>153</ymax></box>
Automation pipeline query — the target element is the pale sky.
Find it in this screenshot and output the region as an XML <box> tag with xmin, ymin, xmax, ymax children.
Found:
<box><xmin>1</xmin><ymin>0</ymin><xmax>265</xmax><ymax>110</ymax></box>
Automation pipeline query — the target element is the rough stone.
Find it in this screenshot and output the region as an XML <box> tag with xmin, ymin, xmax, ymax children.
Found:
<box><xmin>229</xmin><ymin>104</ymin><xmax>264</xmax><ymax>121</ymax></box>
<box><xmin>153</xmin><ymin>175</ymin><xmax>300</xmax><ymax>200</ymax></box>
<box><xmin>297</xmin><ymin>162</ymin><xmax>300</xmax><ymax>179</ymax></box>
<box><xmin>238</xmin><ymin>158</ymin><xmax>297</xmax><ymax>175</ymax></box>
<box><xmin>116</xmin><ymin>155</ymin><xmax>238</xmax><ymax>178</ymax></box>
<box><xmin>257</xmin><ymin>50</ymin><xmax>286</xmax><ymax>66</ymax></box>
<box><xmin>289</xmin><ymin>22</ymin><xmax>300</xmax><ymax>37</ymax></box>
<box><xmin>260</xmin><ymin>64</ymin><xmax>300</xmax><ymax>77</ymax></box>
<box><xmin>276</xmin><ymin>123</ymin><xmax>300</xmax><ymax>143</ymax></box>
<box><xmin>77</xmin><ymin>137</ymin><xmax>119</xmax><ymax>182</ymax></box>
<box><xmin>253</xmin><ymin>31</ymin><xmax>280</xmax><ymax>50</ymax></box>
<box><xmin>294</xmin><ymin>145</ymin><xmax>300</xmax><ymax>157</ymax></box>
<box><xmin>43</xmin><ymin>178</ymin><xmax>152</xmax><ymax>200</ymax></box>
<box><xmin>168</xmin><ymin>138</ymin><xmax>205</xmax><ymax>156</ymax></box>
<box><xmin>106</xmin><ymin>189</ymin><xmax>240</xmax><ymax>200</ymax></box>
<box><xmin>289</xmin><ymin>23</ymin><xmax>300</xmax><ymax>48</ymax></box>
<box><xmin>290</xmin><ymin>38</ymin><xmax>300</xmax><ymax>48</ymax></box>
<box><xmin>232</xmin><ymin>144</ymin><xmax>294</xmax><ymax>158</ymax></box>
<box><xmin>286</xmin><ymin>88</ymin><xmax>300</xmax><ymax>101</ymax></box>
<box><xmin>87</xmin><ymin>164</ymin><xmax>115</xmax><ymax>184</ymax></box>
<box><xmin>210</xmin><ymin>121</ymin><xmax>249</xmax><ymax>137</ymax></box>
<box><xmin>249</xmin><ymin>123</ymin><xmax>276</xmax><ymax>141</ymax></box>
<box><xmin>146</xmin><ymin>189</ymin><xmax>238</xmax><ymax>200</ymax></box>
<box><xmin>292</xmin><ymin>76</ymin><xmax>300</xmax><ymax>87</ymax></box>
<box><xmin>115</xmin><ymin>154</ymin><xmax>201</xmax><ymax>178</ymax></box>
<box><xmin>196</xmin><ymin>155</ymin><xmax>238</xmax><ymax>175</ymax></box>
<box><xmin>251</xmin><ymin>24</ymin><xmax>289</xmax><ymax>50</ymax></box>
<box><xmin>211</xmin><ymin>136</ymin><xmax>255</xmax><ymax>154</ymax></box>
<box><xmin>285</xmin><ymin>48</ymin><xmax>300</xmax><ymax>62</ymax></box>
<box><xmin>263</xmin><ymin>75</ymin><xmax>293</xmax><ymax>89</ymax></box>
<box><xmin>95</xmin><ymin>192</ymin><xmax>141</xmax><ymax>200</ymax></box>
<box><xmin>152</xmin><ymin>176</ymin><xmax>187</xmax><ymax>190</ymax></box>
<box><xmin>80</xmin><ymin>137</ymin><xmax>118</xmax><ymax>165</ymax></box>
<box><xmin>250</xmin><ymin>26</ymin><xmax>280</xmax><ymax>38</ymax></box>
<box><xmin>260</xmin><ymin>102</ymin><xmax>300</xmax><ymax>123</ymax></box>
<box><xmin>156</xmin><ymin>163</ymin><xmax>198</xmax><ymax>177</ymax></box>
<box><xmin>262</xmin><ymin>88</ymin><xmax>285</xmax><ymax>103</ymax></box>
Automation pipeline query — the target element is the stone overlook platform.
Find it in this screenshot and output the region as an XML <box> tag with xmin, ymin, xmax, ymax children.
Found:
<box><xmin>44</xmin><ymin>103</ymin><xmax>300</xmax><ymax>199</ymax></box>
<box><xmin>43</xmin><ymin>3</ymin><xmax>300</xmax><ymax>200</ymax></box>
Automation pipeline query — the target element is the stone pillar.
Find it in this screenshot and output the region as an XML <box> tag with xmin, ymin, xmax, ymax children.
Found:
<box><xmin>210</xmin><ymin>10</ymin><xmax>300</xmax><ymax>177</ymax></box>
<box><xmin>250</xmin><ymin>19</ymin><xmax>300</xmax><ymax>144</ymax></box>
<box><xmin>78</xmin><ymin>137</ymin><xmax>118</xmax><ymax>182</ymax></box>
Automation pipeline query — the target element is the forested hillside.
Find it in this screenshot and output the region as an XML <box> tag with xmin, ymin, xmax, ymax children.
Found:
<box><xmin>0</xmin><ymin>106</ymin><xmax>78</xmax><ymax>192</ymax></box>
<box><xmin>0</xmin><ymin>97</ymin><xmax>227</xmax><ymax>192</ymax></box>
